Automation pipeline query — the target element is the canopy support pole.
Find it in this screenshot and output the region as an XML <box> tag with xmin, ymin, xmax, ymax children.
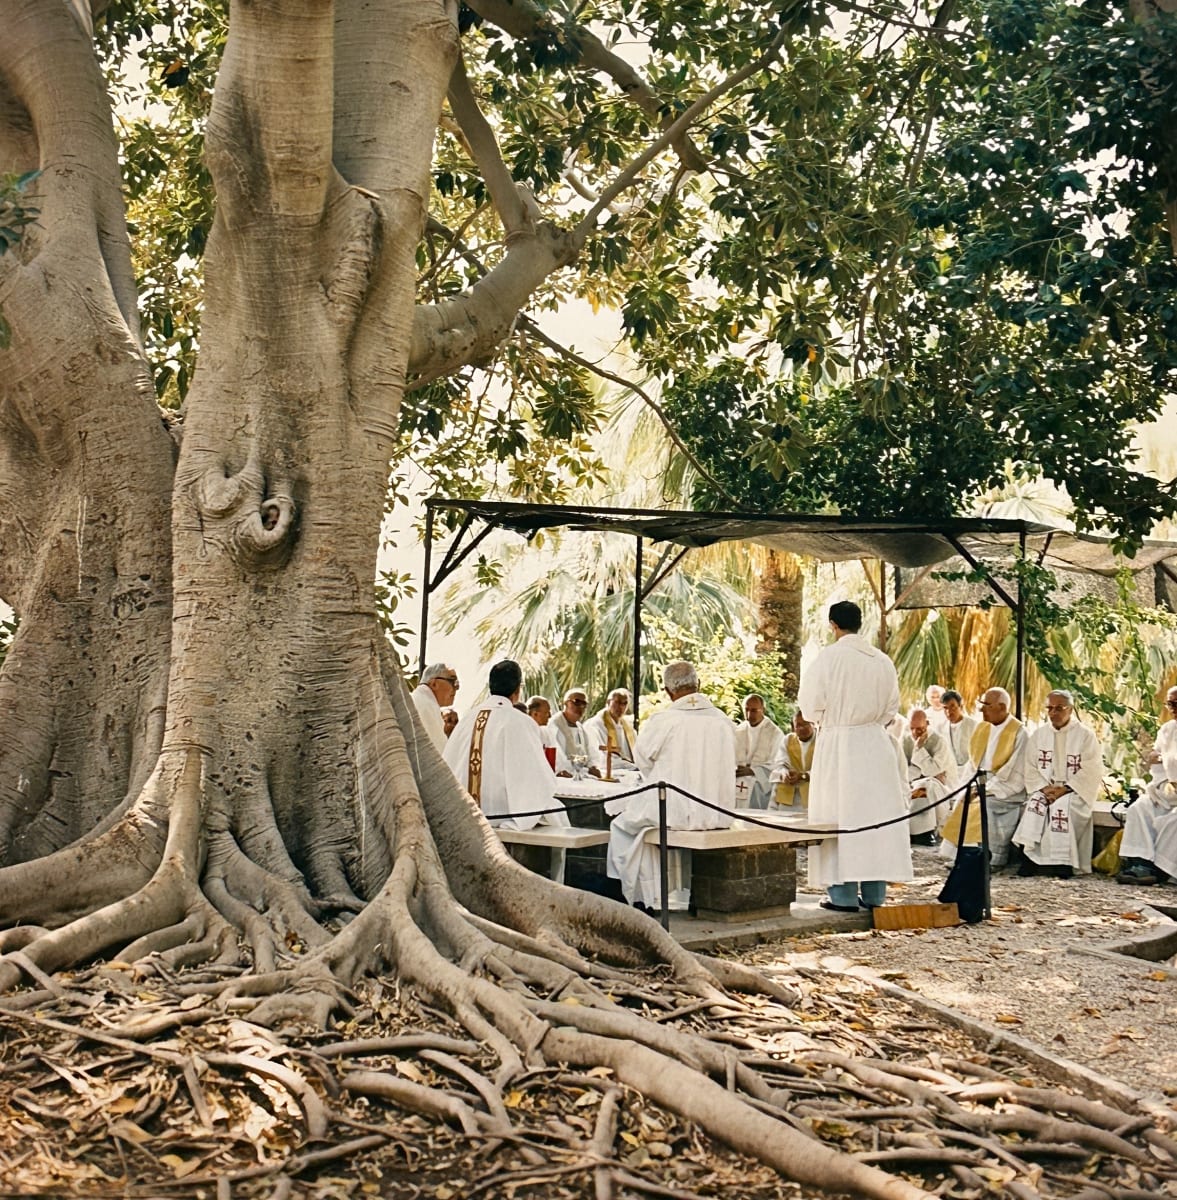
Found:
<box><xmin>417</xmin><ymin>504</ymin><xmax>435</xmax><ymax>677</ymax></box>
<box><xmin>632</xmin><ymin>536</ymin><xmax>643</xmax><ymax>726</ymax></box>
<box><xmin>1015</xmin><ymin>528</ymin><xmax>1026</xmax><ymax>720</ymax></box>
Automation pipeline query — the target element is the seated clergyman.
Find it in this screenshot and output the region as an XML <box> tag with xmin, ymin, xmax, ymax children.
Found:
<box><xmin>902</xmin><ymin>707</ymin><xmax>956</xmax><ymax>846</ymax></box>
<box><xmin>734</xmin><ymin>694</ymin><xmax>785</xmax><ymax>809</ymax></box>
<box><xmin>585</xmin><ymin>687</ymin><xmax>637</xmax><ymax>765</ymax></box>
<box><xmin>550</xmin><ymin>686</ymin><xmax>603</xmax><ymax>776</ymax></box>
<box><xmin>1117</xmin><ymin>686</ymin><xmax>1177</xmax><ymax>885</ymax></box>
<box><xmin>444</xmin><ymin>661</ymin><xmax>571</xmax><ymax>882</ymax></box>
<box><xmin>606</xmin><ymin>661</ymin><xmax>735</xmax><ymax>912</ymax></box>
<box><xmin>1013</xmin><ymin>690</ymin><xmax>1103</xmax><ymax>878</ymax></box>
<box><xmin>526</xmin><ymin>694</ymin><xmax>572</xmax><ymax>777</ymax></box>
<box><xmin>940</xmin><ymin>686</ymin><xmax>1026</xmax><ymax>870</ymax></box>
<box><xmin>772</xmin><ymin>712</ymin><xmax>816</xmax><ymax>808</ymax></box>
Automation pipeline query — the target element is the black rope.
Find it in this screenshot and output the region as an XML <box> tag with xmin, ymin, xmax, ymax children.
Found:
<box><xmin>483</xmin><ymin>770</ymin><xmax>982</xmax><ymax>836</ymax></box>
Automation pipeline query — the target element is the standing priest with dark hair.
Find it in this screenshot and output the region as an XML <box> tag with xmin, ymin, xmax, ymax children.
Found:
<box><xmin>444</xmin><ymin>660</ymin><xmax>571</xmax><ymax>881</ymax></box>
<box><xmin>798</xmin><ymin>600</ymin><xmax>913</xmax><ymax>912</ymax></box>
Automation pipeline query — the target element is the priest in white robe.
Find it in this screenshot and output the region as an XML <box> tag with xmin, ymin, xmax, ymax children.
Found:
<box><xmin>1118</xmin><ymin>686</ymin><xmax>1177</xmax><ymax>884</ymax></box>
<box><xmin>606</xmin><ymin>661</ymin><xmax>735</xmax><ymax>911</ymax></box>
<box><xmin>798</xmin><ymin>601</ymin><xmax>912</xmax><ymax>912</ymax></box>
<box><xmin>550</xmin><ymin>687</ymin><xmax>603</xmax><ymax>775</ymax></box>
<box><xmin>526</xmin><ymin>695</ymin><xmax>573</xmax><ymax>776</ymax></box>
<box><xmin>902</xmin><ymin>707</ymin><xmax>957</xmax><ymax>841</ymax></box>
<box><xmin>411</xmin><ymin>663</ymin><xmax>459</xmax><ymax>753</ymax></box>
<box><xmin>734</xmin><ymin>694</ymin><xmax>785</xmax><ymax>808</ymax></box>
<box><xmin>941</xmin><ymin>690</ymin><xmax>979</xmax><ymax>772</ymax></box>
<box><xmin>445</xmin><ymin>661</ymin><xmax>570</xmax><ymax>882</ymax></box>
<box><xmin>924</xmin><ymin>684</ymin><xmax>950</xmax><ymax>737</ymax></box>
<box><xmin>940</xmin><ymin>686</ymin><xmax>1027</xmax><ymax>868</ymax></box>
<box><xmin>585</xmin><ymin>688</ymin><xmax>637</xmax><ymax>769</ymax></box>
<box><xmin>772</xmin><ymin>712</ymin><xmax>817</xmax><ymax>808</ymax></box>
<box><xmin>1012</xmin><ymin>691</ymin><xmax>1103</xmax><ymax>876</ymax></box>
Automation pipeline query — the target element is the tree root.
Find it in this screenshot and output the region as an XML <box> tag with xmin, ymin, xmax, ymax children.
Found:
<box><xmin>2</xmin><ymin>663</ymin><xmax>1174</xmax><ymax>1199</ymax></box>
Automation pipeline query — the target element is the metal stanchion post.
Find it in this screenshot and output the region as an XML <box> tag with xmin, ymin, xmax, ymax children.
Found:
<box><xmin>978</xmin><ymin>769</ymin><xmax>991</xmax><ymax>920</ymax></box>
<box><xmin>658</xmin><ymin>783</ymin><xmax>670</xmax><ymax>931</ymax></box>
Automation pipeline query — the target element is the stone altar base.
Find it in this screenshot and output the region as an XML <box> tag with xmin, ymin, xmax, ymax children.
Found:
<box><xmin>690</xmin><ymin>843</ymin><xmax>797</xmax><ymax>919</ymax></box>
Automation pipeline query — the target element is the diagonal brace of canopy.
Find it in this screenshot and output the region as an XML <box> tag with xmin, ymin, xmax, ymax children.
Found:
<box><xmin>417</xmin><ymin>500</ymin><xmax>1177</xmax><ymax>720</ymax></box>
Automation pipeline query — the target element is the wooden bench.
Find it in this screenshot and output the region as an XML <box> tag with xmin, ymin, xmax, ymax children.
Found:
<box><xmin>1093</xmin><ymin>800</ymin><xmax>1119</xmax><ymax>829</ymax></box>
<box><xmin>640</xmin><ymin>818</ymin><xmax>837</xmax><ymax>921</ymax></box>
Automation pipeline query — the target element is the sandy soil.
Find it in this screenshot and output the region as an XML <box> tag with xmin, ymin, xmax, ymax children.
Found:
<box><xmin>743</xmin><ymin>846</ymin><xmax>1177</xmax><ymax>1101</ymax></box>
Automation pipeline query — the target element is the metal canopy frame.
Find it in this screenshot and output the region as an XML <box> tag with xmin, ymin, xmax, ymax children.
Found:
<box><xmin>415</xmin><ymin>500</ymin><xmax>1176</xmax><ymax>722</ymax></box>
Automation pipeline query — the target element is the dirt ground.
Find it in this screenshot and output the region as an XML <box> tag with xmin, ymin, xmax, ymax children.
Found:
<box><xmin>1</xmin><ymin>848</ymin><xmax>1175</xmax><ymax>1197</ymax></box>
<box><xmin>743</xmin><ymin>845</ymin><xmax>1177</xmax><ymax>1102</ymax></box>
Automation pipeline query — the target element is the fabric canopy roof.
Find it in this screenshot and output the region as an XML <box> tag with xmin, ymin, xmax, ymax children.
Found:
<box><xmin>426</xmin><ymin>499</ymin><xmax>1177</xmax><ymax>581</ymax></box>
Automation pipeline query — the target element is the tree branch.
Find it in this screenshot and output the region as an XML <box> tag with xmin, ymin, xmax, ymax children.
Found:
<box><xmin>573</xmin><ymin>25</ymin><xmax>788</xmax><ymax>242</ymax></box>
<box><xmin>515</xmin><ymin>315</ymin><xmax>740</xmax><ymax>507</ymax></box>
<box><xmin>446</xmin><ymin>53</ymin><xmax>538</xmax><ymax>238</ymax></box>
<box><xmin>409</xmin><ymin>28</ymin><xmax>787</xmax><ymax>384</ymax></box>
<box><xmin>464</xmin><ymin>0</ymin><xmax>707</xmax><ymax>172</ymax></box>
<box><xmin>826</xmin><ymin>0</ymin><xmax>972</xmax><ymax>38</ymax></box>
<box><xmin>0</xmin><ymin>0</ymin><xmax>140</xmax><ymax>337</ymax></box>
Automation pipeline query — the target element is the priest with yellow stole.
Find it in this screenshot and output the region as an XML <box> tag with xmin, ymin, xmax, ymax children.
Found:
<box><xmin>586</xmin><ymin>688</ymin><xmax>637</xmax><ymax>766</ymax></box>
<box><xmin>774</xmin><ymin>711</ymin><xmax>817</xmax><ymax>808</ymax></box>
<box><xmin>940</xmin><ymin>686</ymin><xmax>1027</xmax><ymax>869</ymax></box>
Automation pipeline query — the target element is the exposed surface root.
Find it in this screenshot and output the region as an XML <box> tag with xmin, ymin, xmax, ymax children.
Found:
<box><xmin>1</xmin><ymin>955</ymin><xmax>1174</xmax><ymax>1198</ymax></box>
<box><xmin>3</xmin><ymin>674</ymin><xmax>1176</xmax><ymax>1197</ymax></box>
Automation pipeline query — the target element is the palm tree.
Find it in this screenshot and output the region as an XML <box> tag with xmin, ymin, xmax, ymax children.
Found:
<box><xmin>439</xmin><ymin>527</ymin><xmax>756</xmax><ymax>703</ymax></box>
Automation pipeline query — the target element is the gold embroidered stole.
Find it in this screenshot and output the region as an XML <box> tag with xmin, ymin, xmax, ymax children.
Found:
<box><xmin>943</xmin><ymin>718</ymin><xmax>1022</xmax><ymax>846</ymax></box>
<box><xmin>466</xmin><ymin>709</ymin><xmax>492</xmax><ymax>803</ymax></box>
<box><xmin>603</xmin><ymin>710</ymin><xmax>634</xmax><ymax>758</ymax></box>
<box><xmin>778</xmin><ymin>734</ymin><xmax>814</xmax><ymax>806</ymax></box>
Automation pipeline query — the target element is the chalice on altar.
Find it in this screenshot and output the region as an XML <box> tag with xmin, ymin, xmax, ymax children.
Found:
<box><xmin>570</xmin><ymin>753</ymin><xmax>588</xmax><ymax>781</ymax></box>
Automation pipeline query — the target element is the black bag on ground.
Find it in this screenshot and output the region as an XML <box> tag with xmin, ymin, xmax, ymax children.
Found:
<box><xmin>939</xmin><ymin>845</ymin><xmax>986</xmax><ymax>923</ymax></box>
<box><xmin>938</xmin><ymin>780</ymin><xmax>987</xmax><ymax>924</ymax></box>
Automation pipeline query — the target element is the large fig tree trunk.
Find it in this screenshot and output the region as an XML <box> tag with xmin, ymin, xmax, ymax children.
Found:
<box><xmin>0</xmin><ymin>3</ymin><xmax>936</xmax><ymax>1197</ymax></box>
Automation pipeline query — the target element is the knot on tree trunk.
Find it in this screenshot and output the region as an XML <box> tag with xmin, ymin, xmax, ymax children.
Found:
<box><xmin>191</xmin><ymin>461</ymin><xmax>298</xmax><ymax>568</ymax></box>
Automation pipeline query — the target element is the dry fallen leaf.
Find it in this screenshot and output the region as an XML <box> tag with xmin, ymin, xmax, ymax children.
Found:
<box><xmin>159</xmin><ymin>1153</ymin><xmax>201</xmax><ymax>1179</ymax></box>
<box><xmin>995</xmin><ymin>1014</ymin><xmax>1022</xmax><ymax>1025</ymax></box>
<box><xmin>1119</xmin><ymin>911</ymin><xmax>1145</xmax><ymax>921</ymax></box>
<box><xmin>503</xmin><ymin>1091</ymin><xmax>524</xmax><ymax>1108</ymax></box>
<box><xmin>1147</xmin><ymin>970</ymin><xmax>1169</xmax><ymax>981</ymax></box>
<box><xmin>394</xmin><ymin>1060</ymin><xmax>427</xmax><ymax>1084</ymax></box>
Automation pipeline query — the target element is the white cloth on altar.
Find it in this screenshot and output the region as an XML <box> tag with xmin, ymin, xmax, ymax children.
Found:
<box><xmin>1013</xmin><ymin>718</ymin><xmax>1103</xmax><ymax>871</ymax></box>
<box><xmin>734</xmin><ymin>717</ymin><xmax>785</xmax><ymax>809</ymax></box>
<box><xmin>551</xmin><ymin>712</ymin><xmax>603</xmax><ymax>771</ymax></box>
<box><xmin>1121</xmin><ymin>720</ymin><xmax>1177</xmax><ymax>876</ymax></box>
<box><xmin>411</xmin><ymin>683</ymin><xmax>447</xmax><ymax>752</ymax></box>
<box><xmin>902</xmin><ymin>730</ymin><xmax>957</xmax><ymax>835</ymax></box>
<box><xmin>585</xmin><ymin>708</ymin><xmax>637</xmax><ymax>764</ymax></box>
<box><xmin>797</xmin><ymin>634</ymin><xmax>912</xmax><ymax>888</ymax></box>
<box><xmin>606</xmin><ymin>692</ymin><xmax>736</xmax><ymax>909</ymax></box>
<box><xmin>444</xmin><ymin>697</ymin><xmax>570</xmax><ymax>881</ymax></box>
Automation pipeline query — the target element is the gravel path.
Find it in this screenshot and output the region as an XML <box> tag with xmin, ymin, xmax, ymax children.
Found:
<box><xmin>743</xmin><ymin>846</ymin><xmax>1177</xmax><ymax>1101</ymax></box>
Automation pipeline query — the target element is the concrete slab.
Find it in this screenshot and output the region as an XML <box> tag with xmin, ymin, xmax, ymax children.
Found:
<box><xmin>667</xmin><ymin>891</ymin><xmax>870</xmax><ymax>952</ymax></box>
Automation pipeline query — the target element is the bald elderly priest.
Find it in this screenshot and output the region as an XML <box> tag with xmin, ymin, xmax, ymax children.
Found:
<box><xmin>941</xmin><ymin>686</ymin><xmax>1027</xmax><ymax>869</ymax></box>
<box><xmin>1013</xmin><ymin>690</ymin><xmax>1103</xmax><ymax>877</ymax></box>
<box><xmin>606</xmin><ymin>661</ymin><xmax>736</xmax><ymax>912</ymax></box>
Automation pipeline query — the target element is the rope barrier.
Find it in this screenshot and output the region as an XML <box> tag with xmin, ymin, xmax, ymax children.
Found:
<box><xmin>483</xmin><ymin>769</ymin><xmax>983</xmax><ymax>835</ymax></box>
